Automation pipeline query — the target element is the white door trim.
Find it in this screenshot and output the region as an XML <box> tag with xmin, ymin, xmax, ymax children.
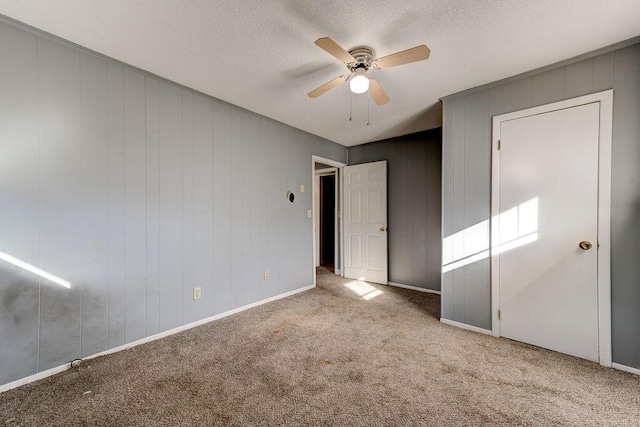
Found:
<box><xmin>490</xmin><ymin>90</ymin><xmax>613</xmax><ymax>367</ymax></box>
<box><xmin>311</xmin><ymin>155</ymin><xmax>346</xmax><ymax>286</ymax></box>
<box><xmin>314</xmin><ymin>168</ymin><xmax>338</xmax><ymax>271</ymax></box>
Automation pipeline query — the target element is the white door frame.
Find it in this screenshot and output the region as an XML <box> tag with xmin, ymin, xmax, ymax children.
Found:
<box><xmin>491</xmin><ymin>90</ymin><xmax>613</xmax><ymax>367</ymax></box>
<box><xmin>314</xmin><ymin>167</ymin><xmax>338</xmax><ymax>269</ymax></box>
<box><xmin>312</xmin><ymin>155</ymin><xmax>346</xmax><ymax>286</ymax></box>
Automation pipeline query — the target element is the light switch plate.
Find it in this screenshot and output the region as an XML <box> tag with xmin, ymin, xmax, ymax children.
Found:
<box><xmin>307</xmin><ymin>210</ymin><xmax>312</xmax><ymax>218</ymax></box>
<box><xmin>300</xmin><ymin>184</ymin><xmax>305</xmax><ymax>193</ymax></box>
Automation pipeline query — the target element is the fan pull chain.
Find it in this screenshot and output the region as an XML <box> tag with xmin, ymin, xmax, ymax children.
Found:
<box><xmin>367</xmin><ymin>92</ymin><xmax>370</xmax><ymax>126</ymax></box>
<box><xmin>349</xmin><ymin>91</ymin><xmax>353</xmax><ymax>122</ymax></box>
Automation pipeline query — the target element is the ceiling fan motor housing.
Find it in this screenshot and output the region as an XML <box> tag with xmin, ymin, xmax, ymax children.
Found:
<box><xmin>348</xmin><ymin>46</ymin><xmax>375</xmax><ymax>72</ymax></box>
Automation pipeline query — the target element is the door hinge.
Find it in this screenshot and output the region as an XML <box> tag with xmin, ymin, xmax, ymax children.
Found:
<box><xmin>498</xmin><ymin>309</ymin><xmax>501</xmax><ymax>320</ymax></box>
<box><xmin>497</xmin><ymin>140</ymin><xmax>501</xmax><ymax>150</ymax></box>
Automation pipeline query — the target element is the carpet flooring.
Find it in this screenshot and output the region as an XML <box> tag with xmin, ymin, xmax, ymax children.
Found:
<box><xmin>1</xmin><ymin>268</ymin><xmax>639</xmax><ymax>426</ymax></box>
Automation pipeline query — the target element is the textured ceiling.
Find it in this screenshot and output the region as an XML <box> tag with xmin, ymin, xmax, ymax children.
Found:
<box><xmin>1</xmin><ymin>1</ymin><xmax>639</xmax><ymax>146</ymax></box>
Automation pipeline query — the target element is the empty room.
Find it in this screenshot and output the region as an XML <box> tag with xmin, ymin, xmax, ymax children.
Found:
<box><xmin>1</xmin><ymin>1</ymin><xmax>639</xmax><ymax>425</ymax></box>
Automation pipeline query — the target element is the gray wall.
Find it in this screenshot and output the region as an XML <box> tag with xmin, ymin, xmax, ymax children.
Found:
<box><xmin>348</xmin><ymin>129</ymin><xmax>442</xmax><ymax>291</ymax></box>
<box><xmin>0</xmin><ymin>18</ymin><xmax>346</xmax><ymax>386</ymax></box>
<box><xmin>441</xmin><ymin>41</ymin><xmax>640</xmax><ymax>368</ymax></box>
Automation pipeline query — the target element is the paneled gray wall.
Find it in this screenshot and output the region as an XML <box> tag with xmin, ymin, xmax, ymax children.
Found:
<box><xmin>441</xmin><ymin>42</ymin><xmax>640</xmax><ymax>369</ymax></box>
<box><xmin>348</xmin><ymin>129</ymin><xmax>442</xmax><ymax>291</ymax></box>
<box><xmin>0</xmin><ymin>18</ymin><xmax>346</xmax><ymax>386</ymax></box>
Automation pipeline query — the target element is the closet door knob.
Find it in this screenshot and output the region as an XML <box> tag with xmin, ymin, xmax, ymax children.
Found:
<box><xmin>579</xmin><ymin>241</ymin><xmax>592</xmax><ymax>250</ymax></box>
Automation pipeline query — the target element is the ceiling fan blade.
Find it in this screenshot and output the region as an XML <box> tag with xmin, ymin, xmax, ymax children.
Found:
<box><xmin>374</xmin><ymin>45</ymin><xmax>430</xmax><ymax>69</ymax></box>
<box><xmin>315</xmin><ymin>37</ymin><xmax>356</xmax><ymax>64</ymax></box>
<box><xmin>368</xmin><ymin>78</ymin><xmax>390</xmax><ymax>106</ymax></box>
<box><xmin>307</xmin><ymin>75</ymin><xmax>347</xmax><ymax>98</ymax></box>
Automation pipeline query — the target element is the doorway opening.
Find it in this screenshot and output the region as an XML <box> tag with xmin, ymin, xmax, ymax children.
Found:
<box><xmin>319</xmin><ymin>174</ymin><xmax>336</xmax><ymax>271</ymax></box>
<box><xmin>312</xmin><ymin>155</ymin><xmax>346</xmax><ymax>286</ymax></box>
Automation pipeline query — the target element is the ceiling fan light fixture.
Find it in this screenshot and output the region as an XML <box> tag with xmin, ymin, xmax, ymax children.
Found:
<box><xmin>309</xmin><ymin>38</ymin><xmax>429</xmax><ymax>104</ymax></box>
<box><xmin>349</xmin><ymin>68</ymin><xmax>369</xmax><ymax>94</ymax></box>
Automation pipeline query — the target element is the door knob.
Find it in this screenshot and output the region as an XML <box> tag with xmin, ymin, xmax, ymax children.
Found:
<box><xmin>579</xmin><ymin>241</ymin><xmax>592</xmax><ymax>250</ymax></box>
<box><xmin>380</xmin><ymin>227</ymin><xmax>387</xmax><ymax>232</ymax></box>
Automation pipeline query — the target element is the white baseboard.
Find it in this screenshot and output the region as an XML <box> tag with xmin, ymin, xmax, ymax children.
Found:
<box><xmin>0</xmin><ymin>284</ymin><xmax>315</xmax><ymax>394</ymax></box>
<box><xmin>612</xmin><ymin>362</ymin><xmax>640</xmax><ymax>376</ymax></box>
<box><xmin>0</xmin><ymin>364</ymin><xmax>70</xmax><ymax>394</ymax></box>
<box><xmin>440</xmin><ymin>318</ymin><xmax>492</xmax><ymax>335</ymax></box>
<box><xmin>387</xmin><ymin>281</ymin><xmax>441</xmax><ymax>295</ymax></box>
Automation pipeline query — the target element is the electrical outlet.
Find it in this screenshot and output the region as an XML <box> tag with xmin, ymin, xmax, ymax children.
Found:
<box><xmin>193</xmin><ymin>287</ymin><xmax>201</xmax><ymax>300</ymax></box>
<box><xmin>264</xmin><ymin>270</ymin><xmax>270</xmax><ymax>280</ymax></box>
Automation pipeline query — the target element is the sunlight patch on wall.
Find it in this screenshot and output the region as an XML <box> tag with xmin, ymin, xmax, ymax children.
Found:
<box><xmin>0</xmin><ymin>250</ymin><xmax>71</xmax><ymax>289</ymax></box>
<box><xmin>442</xmin><ymin>197</ymin><xmax>538</xmax><ymax>273</ymax></box>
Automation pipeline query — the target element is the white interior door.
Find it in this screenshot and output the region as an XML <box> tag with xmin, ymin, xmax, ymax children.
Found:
<box><xmin>497</xmin><ymin>102</ymin><xmax>600</xmax><ymax>361</ymax></box>
<box><xmin>343</xmin><ymin>161</ymin><xmax>388</xmax><ymax>284</ymax></box>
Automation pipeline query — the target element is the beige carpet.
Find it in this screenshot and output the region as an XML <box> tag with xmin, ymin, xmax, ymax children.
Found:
<box><xmin>1</xmin><ymin>267</ymin><xmax>639</xmax><ymax>426</ymax></box>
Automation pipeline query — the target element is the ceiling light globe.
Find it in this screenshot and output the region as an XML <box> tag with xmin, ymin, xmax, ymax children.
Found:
<box><xmin>350</xmin><ymin>74</ymin><xmax>370</xmax><ymax>94</ymax></box>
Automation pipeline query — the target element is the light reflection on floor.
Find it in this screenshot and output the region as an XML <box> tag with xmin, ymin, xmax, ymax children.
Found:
<box><xmin>343</xmin><ymin>279</ymin><xmax>383</xmax><ymax>300</ymax></box>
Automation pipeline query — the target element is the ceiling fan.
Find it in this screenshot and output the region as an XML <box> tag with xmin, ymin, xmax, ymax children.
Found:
<box><xmin>307</xmin><ymin>37</ymin><xmax>431</xmax><ymax>106</ymax></box>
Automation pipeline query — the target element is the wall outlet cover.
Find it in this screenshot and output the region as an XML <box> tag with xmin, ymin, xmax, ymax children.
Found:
<box><xmin>193</xmin><ymin>287</ymin><xmax>201</xmax><ymax>300</ymax></box>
